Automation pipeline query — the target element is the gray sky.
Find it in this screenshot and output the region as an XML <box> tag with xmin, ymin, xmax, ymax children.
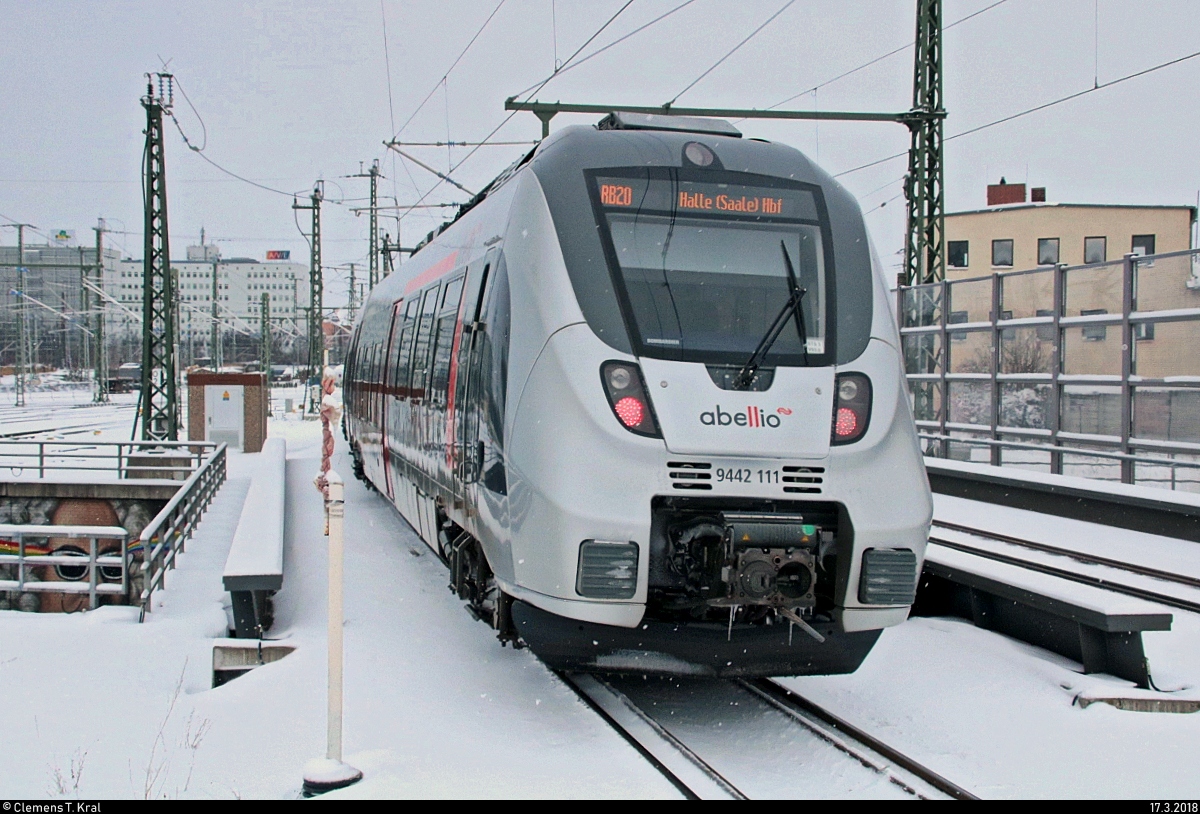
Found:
<box><xmin>2</xmin><ymin>0</ymin><xmax>1197</xmax><ymax>305</ymax></box>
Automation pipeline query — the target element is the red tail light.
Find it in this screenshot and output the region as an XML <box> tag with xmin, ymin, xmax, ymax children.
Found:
<box><xmin>614</xmin><ymin>396</ymin><xmax>646</xmax><ymax>428</ymax></box>
<box><xmin>601</xmin><ymin>361</ymin><xmax>662</xmax><ymax>438</ymax></box>
<box><xmin>834</xmin><ymin>407</ymin><xmax>858</xmax><ymax>437</ymax></box>
<box><xmin>831</xmin><ymin>373</ymin><xmax>871</xmax><ymax>444</ymax></box>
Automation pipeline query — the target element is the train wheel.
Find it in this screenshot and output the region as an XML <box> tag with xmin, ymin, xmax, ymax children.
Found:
<box><xmin>350</xmin><ymin>444</ymin><xmax>373</xmax><ymax>489</ymax></box>
<box><xmin>448</xmin><ymin>531</ymin><xmax>524</xmax><ymax>649</ymax></box>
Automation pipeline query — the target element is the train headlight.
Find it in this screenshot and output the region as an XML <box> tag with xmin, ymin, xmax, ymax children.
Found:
<box><xmin>831</xmin><ymin>372</ymin><xmax>871</xmax><ymax>445</ymax></box>
<box><xmin>683</xmin><ymin>142</ymin><xmax>715</xmax><ymax>167</ymax></box>
<box><xmin>608</xmin><ymin>366</ymin><xmax>632</xmax><ymax>390</ymax></box>
<box><xmin>600</xmin><ymin>361</ymin><xmax>662</xmax><ymax>438</ymax></box>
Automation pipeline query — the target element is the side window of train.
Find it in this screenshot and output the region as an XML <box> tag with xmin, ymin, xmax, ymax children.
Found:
<box><xmin>377</xmin><ymin>343</ymin><xmax>385</xmax><ymax>419</ymax></box>
<box><xmin>429</xmin><ymin>273</ymin><xmax>466</xmax><ymax>406</ymax></box>
<box><xmin>371</xmin><ymin>344</ymin><xmax>381</xmax><ymax>423</ymax></box>
<box><xmin>410</xmin><ymin>285</ymin><xmax>440</xmax><ymax>401</ymax></box>
<box><xmin>395</xmin><ymin>298</ymin><xmax>418</xmax><ymax>399</ymax></box>
<box><xmin>385</xmin><ymin>302</ymin><xmax>406</xmax><ymax>395</ymax></box>
<box><xmin>364</xmin><ymin>345</ymin><xmax>374</xmax><ymax>422</ymax></box>
<box><xmin>485</xmin><ymin>257</ymin><xmax>511</xmax><ymax>447</ymax></box>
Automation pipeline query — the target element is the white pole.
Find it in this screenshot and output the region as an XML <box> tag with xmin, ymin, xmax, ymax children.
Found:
<box><xmin>302</xmin><ymin>469</ymin><xmax>361</xmax><ymax>795</ymax></box>
<box><xmin>326</xmin><ymin>470</ymin><xmax>345</xmax><ymax>761</ymax></box>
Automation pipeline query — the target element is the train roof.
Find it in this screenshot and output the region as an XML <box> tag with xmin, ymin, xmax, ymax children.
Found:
<box><xmin>410</xmin><ymin>112</ymin><xmax>824</xmax><ymax>257</ymax></box>
<box><xmin>388</xmin><ymin>115</ymin><xmax>876</xmax><ymax>365</ymax></box>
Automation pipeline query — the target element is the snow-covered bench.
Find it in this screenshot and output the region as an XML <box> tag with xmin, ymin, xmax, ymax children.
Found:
<box><xmin>223</xmin><ymin>436</ymin><xmax>286</xmax><ymax>638</ymax></box>
<box><xmin>915</xmin><ymin>544</ymin><xmax>1172</xmax><ymax>689</ymax></box>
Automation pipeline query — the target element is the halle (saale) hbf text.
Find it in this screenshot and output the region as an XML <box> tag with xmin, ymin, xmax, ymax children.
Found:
<box><xmin>677</xmin><ymin>191</ymin><xmax>784</xmax><ymax>214</ymax></box>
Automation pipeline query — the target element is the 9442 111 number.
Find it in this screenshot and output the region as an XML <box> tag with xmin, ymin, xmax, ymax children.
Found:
<box><xmin>714</xmin><ymin>468</ymin><xmax>781</xmax><ymax>484</ymax></box>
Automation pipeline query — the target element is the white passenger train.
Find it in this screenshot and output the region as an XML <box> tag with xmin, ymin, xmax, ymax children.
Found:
<box><xmin>345</xmin><ymin>112</ymin><xmax>932</xmax><ymax>676</ymax></box>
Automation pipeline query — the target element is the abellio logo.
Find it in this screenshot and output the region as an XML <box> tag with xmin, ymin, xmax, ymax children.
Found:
<box><xmin>699</xmin><ymin>405</ymin><xmax>784</xmax><ymax>428</ymax></box>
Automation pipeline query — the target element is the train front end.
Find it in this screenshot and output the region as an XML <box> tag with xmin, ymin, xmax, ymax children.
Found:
<box><xmin>498</xmin><ymin>116</ymin><xmax>932</xmax><ymax>677</ymax></box>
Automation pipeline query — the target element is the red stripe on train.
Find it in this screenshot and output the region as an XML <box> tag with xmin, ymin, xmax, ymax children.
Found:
<box><xmin>404</xmin><ymin>250</ymin><xmax>459</xmax><ymax>296</ymax></box>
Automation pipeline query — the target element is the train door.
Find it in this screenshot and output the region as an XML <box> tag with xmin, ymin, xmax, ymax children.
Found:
<box><xmin>380</xmin><ymin>300</ymin><xmax>405</xmax><ymax>502</ymax></box>
<box><xmin>453</xmin><ymin>247</ymin><xmax>499</xmax><ymax>511</ymax></box>
<box><xmin>408</xmin><ymin>285</ymin><xmax>441</xmax><ymax>544</ymax></box>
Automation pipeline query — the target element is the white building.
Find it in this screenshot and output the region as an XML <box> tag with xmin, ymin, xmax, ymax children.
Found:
<box><xmin>107</xmin><ymin>244</ymin><xmax>311</xmax><ymax>351</ymax></box>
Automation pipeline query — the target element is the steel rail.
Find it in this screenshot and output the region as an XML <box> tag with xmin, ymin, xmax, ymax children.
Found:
<box><xmin>932</xmin><ymin>519</ymin><xmax>1200</xmax><ymax>591</ymax></box>
<box><xmin>927</xmin><ymin>534</ymin><xmax>1200</xmax><ymax>615</ymax></box>
<box><xmin>739</xmin><ymin>678</ymin><xmax>977</xmax><ymax>801</ymax></box>
<box><xmin>560</xmin><ymin>667</ymin><xmax>973</xmax><ymax>800</ymax></box>
<box><xmin>555</xmin><ymin>671</ymin><xmax>746</xmax><ymax>800</ymax></box>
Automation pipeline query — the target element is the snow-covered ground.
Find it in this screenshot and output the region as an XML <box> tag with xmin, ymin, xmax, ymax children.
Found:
<box><xmin>0</xmin><ymin>409</ymin><xmax>677</xmax><ymax>799</ymax></box>
<box><xmin>783</xmin><ymin>491</ymin><xmax>1200</xmax><ymax>799</ymax></box>
<box><xmin>1</xmin><ymin>399</ymin><xmax>1199</xmax><ymax>798</ymax></box>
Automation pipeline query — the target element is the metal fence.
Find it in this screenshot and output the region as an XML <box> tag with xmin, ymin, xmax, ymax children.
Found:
<box><xmin>0</xmin><ymin>440</ymin><xmax>211</xmax><ymax>480</ymax></box>
<box><xmin>0</xmin><ymin>441</ymin><xmax>227</xmax><ymax>614</ymax></box>
<box><xmin>0</xmin><ymin>523</ymin><xmax>130</xmax><ymax>611</ymax></box>
<box><xmin>139</xmin><ymin>443</ymin><xmax>227</xmax><ymax>616</ymax></box>
<box><xmin>898</xmin><ymin>247</ymin><xmax>1200</xmax><ymax>491</ymax></box>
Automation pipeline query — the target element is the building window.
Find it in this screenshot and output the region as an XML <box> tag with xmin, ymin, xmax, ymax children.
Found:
<box><xmin>948</xmin><ymin>310</ymin><xmax>968</xmax><ymax>340</ymax></box>
<box><xmin>1036</xmin><ymin>308</ymin><xmax>1056</xmax><ymax>341</ymax></box>
<box><xmin>1135</xmin><ymin>322</ymin><xmax>1155</xmax><ymax>341</ymax></box>
<box><xmin>1084</xmin><ymin>236</ymin><xmax>1107</xmax><ymax>264</ymax></box>
<box><xmin>1081</xmin><ymin>308</ymin><xmax>1107</xmax><ymax>341</ymax></box>
<box><xmin>1037</xmin><ymin>238</ymin><xmax>1060</xmax><ymax>266</ymax></box>
<box><xmin>1128</xmin><ymin>236</ymin><xmax>1156</xmax><ymax>267</ymax></box>
<box><xmin>1132</xmin><ymin>234</ymin><xmax>1156</xmax><ymax>258</ymax></box>
<box><xmin>948</xmin><ymin>241</ymin><xmax>969</xmax><ymax>269</ymax></box>
<box><xmin>992</xmin><ymin>239</ymin><xmax>1014</xmax><ymax>267</ymax></box>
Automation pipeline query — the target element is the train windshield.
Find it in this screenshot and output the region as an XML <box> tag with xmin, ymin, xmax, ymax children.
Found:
<box><xmin>593</xmin><ymin>172</ymin><xmax>831</xmax><ymax>365</ymax></box>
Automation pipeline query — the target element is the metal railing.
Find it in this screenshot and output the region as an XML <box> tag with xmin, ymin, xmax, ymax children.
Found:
<box><xmin>0</xmin><ymin>524</ymin><xmax>131</xmax><ymax>611</ymax></box>
<box><xmin>138</xmin><ymin>443</ymin><xmax>227</xmax><ymax>617</ymax></box>
<box><xmin>0</xmin><ymin>440</ymin><xmax>213</xmax><ymax>480</ymax></box>
<box><xmin>898</xmin><ymin>247</ymin><xmax>1200</xmax><ymax>490</ymax></box>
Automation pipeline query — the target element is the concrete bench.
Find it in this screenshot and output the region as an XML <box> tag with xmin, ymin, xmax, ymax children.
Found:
<box><xmin>913</xmin><ymin>544</ymin><xmax>1172</xmax><ymax>689</ymax></box>
<box><xmin>223</xmin><ymin>436</ymin><xmax>286</xmax><ymax>638</ymax></box>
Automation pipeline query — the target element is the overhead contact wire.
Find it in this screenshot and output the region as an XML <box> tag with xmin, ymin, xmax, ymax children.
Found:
<box><xmin>834</xmin><ymin>46</ymin><xmax>1200</xmax><ymax>179</ymax></box>
<box><xmin>394</xmin><ymin>0</ymin><xmax>636</xmax><ymax>226</ymax></box>
<box><xmin>389</xmin><ymin>0</ymin><xmax>508</xmax><ymax>142</ymax></box>
<box><xmin>665</xmin><ymin>0</ymin><xmax>795</xmax><ymax>107</ymax></box>
<box><xmin>755</xmin><ymin>0</ymin><xmax>1010</xmax><ymax>116</ymax></box>
<box><xmin>508</xmin><ymin>0</ymin><xmax>699</xmax><ymax>99</ymax></box>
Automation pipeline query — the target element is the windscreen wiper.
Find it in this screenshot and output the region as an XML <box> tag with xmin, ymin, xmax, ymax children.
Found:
<box><xmin>732</xmin><ymin>242</ymin><xmax>809</xmax><ymax>391</ymax></box>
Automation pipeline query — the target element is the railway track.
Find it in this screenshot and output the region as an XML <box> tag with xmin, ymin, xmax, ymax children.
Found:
<box><xmin>557</xmin><ymin>670</ymin><xmax>975</xmax><ymax>800</ymax></box>
<box><xmin>740</xmin><ymin>678</ymin><xmax>976</xmax><ymax>800</ymax></box>
<box><xmin>0</xmin><ymin>403</ymin><xmax>137</xmax><ymax>441</ymax></box>
<box><xmin>929</xmin><ymin>519</ymin><xmax>1200</xmax><ymax>615</ymax></box>
<box><xmin>557</xmin><ymin>672</ymin><xmax>746</xmax><ymax>800</ymax></box>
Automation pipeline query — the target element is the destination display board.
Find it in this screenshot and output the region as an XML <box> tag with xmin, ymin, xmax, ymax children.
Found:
<box><xmin>596</xmin><ymin>176</ymin><xmax>817</xmax><ymax>221</ymax></box>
